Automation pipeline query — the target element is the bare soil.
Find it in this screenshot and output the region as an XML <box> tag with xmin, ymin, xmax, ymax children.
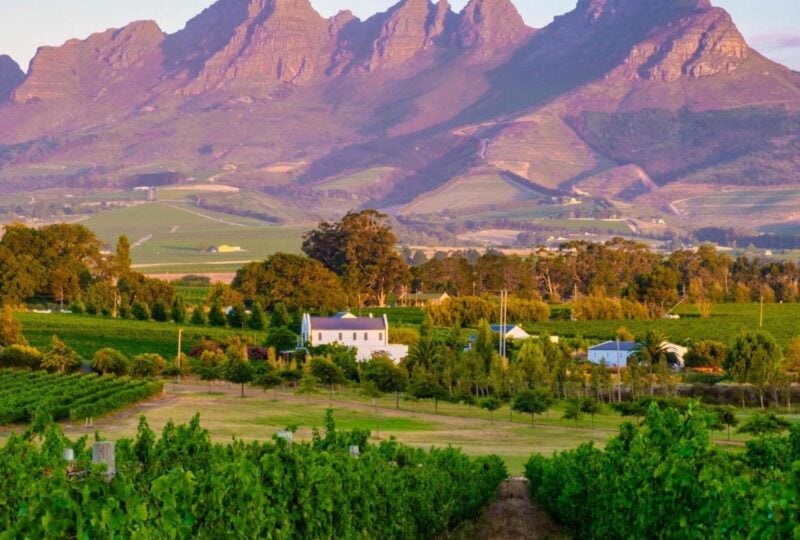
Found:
<box><xmin>447</xmin><ymin>478</ymin><xmax>566</xmax><ymax>540</ymax></box>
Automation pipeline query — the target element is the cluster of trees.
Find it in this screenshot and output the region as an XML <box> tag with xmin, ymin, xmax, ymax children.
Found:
<box><xmin>0</xmin><ymin>224</ymin><xmax>178</xmax><ymax>319</ymax></box>
<box><xmin>407</xmin><ymin>241</ymin><xmax>800</xmax><ymax>315</ymax></box>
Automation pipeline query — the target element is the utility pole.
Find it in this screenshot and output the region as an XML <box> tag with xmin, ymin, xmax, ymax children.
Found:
<box><xmin>177</xmin><ymin>328</ymin><xmax>183</xmax><ymax>384</ymax></box>
<box><xmin>616</xmin><ymin>337</ymin><xmax>622</xmax><ymax>402</ymax></box>
<box><xmin>499</xmin><ymin>290</ymin><xmax>509</xmax><ymax>360</ymax></box>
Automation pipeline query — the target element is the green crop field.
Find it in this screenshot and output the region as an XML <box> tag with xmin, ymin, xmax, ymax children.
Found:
<box><xmin>80</xmin><ymin>202</ymin><xmax>305</xmax><ymax>271</ymax></box>
<box><xmin>17</xmin><ymin>313</ymin><xmax>266</xmax><ymax>359</ymax></box>
<box><xmin>533</xmin><ymin>303</ymin><xmax>800</xmax><ymax>347</ymax></box>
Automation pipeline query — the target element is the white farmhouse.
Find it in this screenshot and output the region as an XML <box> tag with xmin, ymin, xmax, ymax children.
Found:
<box><xmin>301</xmin><ymin>312</ymin><xmax>408</xmax><ymax>363</ymax></box>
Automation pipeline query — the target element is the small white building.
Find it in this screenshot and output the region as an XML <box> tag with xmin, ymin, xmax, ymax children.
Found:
<box><xmin>301</xmin><ymin>312</ymin><xmax>408</xmax><ymax>363</ymax></box>
<box><xmin>588</xmin><ymin>341</ymin><xmax>688</xmax><ymax>368</ymax></box>
<box><xmin>466</xmin><ymin>324</ymin><xmax>531</xmax><ymax>350</ymax></box>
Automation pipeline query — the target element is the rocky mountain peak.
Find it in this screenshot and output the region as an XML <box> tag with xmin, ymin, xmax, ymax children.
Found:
<box><xmin>457</xmin><ymin>0</ymin><xmax>532</xmax><ymax>49</ymax></box>
<box><xmin>0</xmin><ymin>55</ymin><xmax>25</xmax><ymax>103</ymax></box>
<box><xmin>171</xmin><ymin>0</ymin><xmax>330</xmax><ymax>93</ymax></box>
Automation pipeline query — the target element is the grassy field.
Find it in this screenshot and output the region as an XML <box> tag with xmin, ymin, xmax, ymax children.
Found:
<box><xmin>17</xmin><ymin>313</ymin><xmax>265</xmax><ymax>359</ymax></box>
<box><xmin>0</xmin><ymin>381</ymin><xmax>760</xmax><ymax>475</ymax></box>
<box><xmin>81</xmin><ymin>202</ymin><xmax>305</xmax><ymax>270</ymax></box>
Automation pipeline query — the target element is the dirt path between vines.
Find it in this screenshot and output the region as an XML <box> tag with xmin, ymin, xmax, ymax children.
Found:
<box><xmin>448</xmin><ymin>478</ymin><xmax>566</xmax><ymax>540</ymax></box>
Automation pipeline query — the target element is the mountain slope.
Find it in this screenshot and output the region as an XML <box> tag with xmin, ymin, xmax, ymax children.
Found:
<box><xmin>0</xmin><ymin>55</ymin><xmax>24</xmax><ymax>103</ymax></box>
<box><xmin>1</xmin><ymin>0</ymin><xmax>799</xmax><ymax>234</ymax></box>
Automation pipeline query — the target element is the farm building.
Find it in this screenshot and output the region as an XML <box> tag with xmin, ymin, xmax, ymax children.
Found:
<box><xmin>301</xmin><ymin>312</ymin><xmax>408</xmax><ymax>363</ymax></box>
<box><xmin>466</xmin><ymin>324</ymin><xmax>531</xmax><ymax>350</ymax></box>
<box><xmin>398</xmin><ymin>291</ymin><xmax>451</xmax><ymax>307</ymax></box>
<box><xmin>588</xmin><ymin>341</ymin><xmax>688</xmax><ymax>368</ymax></box>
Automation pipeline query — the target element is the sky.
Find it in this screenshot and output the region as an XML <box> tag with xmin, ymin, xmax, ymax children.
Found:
<box><xmin>1</xmin><ymin>0</ymin><xmax>798</xmax><ymax>71</ymax></box>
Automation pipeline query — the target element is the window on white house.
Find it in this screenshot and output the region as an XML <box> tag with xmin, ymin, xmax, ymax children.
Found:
<box><xmin>353</xmin><ymin>332</ymin><xmax>357</xmax><ymax>341</ymax></box>
<box><xmin>338</xmin><ymin>333</ymin><xmax>343</xmax><ymax>342</ymax></box>
<box><xmin>318</xmin><ymin>333</ymin><xmax>322</xmax><ymax>342</ymax></box>
<box><xmin>379</xmin><ymin>332</ymin><xmax>383</xmax><ymax>342</ymax></box>
<box><xmin>364</xmin><ymin>332</ymin><xmax>368</xmax><ymax>341</ymax></box>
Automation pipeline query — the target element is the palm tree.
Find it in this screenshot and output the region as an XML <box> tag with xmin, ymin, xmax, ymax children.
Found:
<box><xmin>406</xmin><ymin>335</ymin><xmax>442</xmax><ymax>373</ymax></box>
<box><xmin>632</xmin><ymin>331</ymin><xmax>679</xmax><ymax>395</ymax></box>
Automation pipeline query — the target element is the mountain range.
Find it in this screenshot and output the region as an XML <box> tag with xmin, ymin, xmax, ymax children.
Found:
<box><xmin>1</xmin><ymin>0</ymin><xmax>800</xmax><ymax>238</ymax></box>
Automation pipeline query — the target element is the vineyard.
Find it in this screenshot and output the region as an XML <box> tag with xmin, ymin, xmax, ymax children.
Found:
<box><xmin>0</xmin><ymin>412</ymin><xmax>506</xmax><ymax>538</ymax></box>
<box><xmin>0</xmin><ymin>370</ymin><xmax>163</xmax><ymax>425</ymax></box>
<box><xmin>526</xmin><ymin>404</ymin><xmax>800</xmax><ymax>537</ymax></box>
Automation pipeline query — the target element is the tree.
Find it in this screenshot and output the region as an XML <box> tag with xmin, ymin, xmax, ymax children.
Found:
<box><xmin>303</xmin><ymin>210</ymin><xmax>409</xmax><ymax>306</ymax></box>
<box><xmin>130</xmin><ymin>353</ymin><xmax>166</xmax><ymax>378</ymax></box>
<box><xmin>226</xmin><ymin>359</ymin><xmax>254</xmax><ymax>397</ymax></box>
<box><xmin>736</xmin><ymin>413</ymin><xmax>791</xmax><ymax>436</ymax></box>
<box><xmin>114</xmin><ymin>235</ymin><xmax>132</xmax><ymax>277</ymax></box>
<box><xmin>192</xmin><ymin>349</ymin><xmax>227</xmax><ymax>393</ymax></box>
<box><xmin>712</xmin><ymin>406</ymin><xmax>738</xmax><ymax>441</ymax></box>
<box><xmin>253</xmin><ymin>368</ymin><xmax>283</xmax><ymax>398</ymax></box>
<box><xmin>0</xmin><ymin>345</ymin><xmax>43</xmax><ymax>369</ymax></box>
<box><xmin>208</xmin><ymin>302</ymin><xmax>227</xmax><ymax>327</ymax></box>
<box><xmin>265</xmin><ymin>327</ymin><xmax>298</xmax><ymax>352</ymax></box>
<box><xmin>226</xmin><ymin>303</ymin><xmax>248</xmax><ymax>329</ymax></box>
<box><xmin>479</xmin><ymin>396</ymin><xmax>501</xmax><ymax>422</ymax></box>
<box><xmin>361</xmin><ymin>355</ymin><xmax>408</xmax><ymax>408</ymax></box>
<box><xmin>132</xmin><ymin>302</ymin><xmax>151</xmax><ymax>321</ymax></box>
<box><xmin>41</xmin><ymin>336</ymin><xmax>79</xmax><ymax>373</ymax></box>
<box><xmin>632</xmin><ymin>331</ymin><xmax>680</xmax><ymax>395</ymax></box>
<box><xmin>233</xmin><ymin>254</ymin><xmax>347</xmax><ymax>313</ymax></box>
<box><xmin>248</xmin><ymin>302</ymin><xmax>267</xmax><ymax>331</ymax></box>
<box><xmin>563</xmin><ymin>399</ymin><xmax>584</xmax><ymax>430</ymax></box>
<box><xmin>725</xmin><ymin>331</ymin><xmax>784</xmax><ymax>409</ymax></box>
<box><xmin>684</xmin><ymin>341</ymin><xmax>727</xmax><ymax>370</ymax></box>
<box><xmin>0</xmin><ymin>306</ymin><xmax>26</xmax><ymax>347</ymax></box>
<box><xmin>580</xmin><ymin>398</ymin><xmax>603</xmax><ymax>429</ymax></box>
<box><xmin>309</xmin><ymin>356</ymin><xmax>346</xmax><ymax>400</ymax></box>
<box><xmin>171</xmin><ymin>296</ymin><xmax>187</xmax><ymax>324</ymax></box>
<box><xmin>513</xmin><ymin>389</ymin><xmax>553</xmax><ymax>426</ymax></box>
<box><xmin>296</xmin><ymin>374</ymin><xmax>320</xmax><ymax>402</ymax></box>
<box><xmin>92</xmin><ymin>348</ymin><xmax>129</xmax><ymax>376</ymax></box>
<box><xmin>151</xmin><ymin>299</ymin><xmax>170</xmax><ymax>322</ymax></box>
<box><xmin>190</xmin><ymin>305</ymin><xmax>208</xmax><ymax>326</ymax></box>
<box><xmin>408</xmin><ymin>370</ymin><xmax>447</xmax><ymax>414</ymax></box>
<box><xmin>271</xmin><ymin>302</ymin><xmax>293</xmax><ymax>329</ymax></box>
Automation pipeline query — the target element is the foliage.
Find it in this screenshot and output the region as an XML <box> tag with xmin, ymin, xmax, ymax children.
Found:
<box><xmin>41</xmin><ymin>336</ymin><xmax>80</xmax><ymax>373</ymax></box>
<box><xmin>525</xmin><ymin>404</ymin><xmax>800</xmax><ymax>538</ymax></box>
<box><xmin>171</xmin><ymin>296</ymin><xmax>187</xmax><ymax>324</ymax></box>
<box><xmin>684</xmin><ymin>340</ymin><xmax>727</xmax><ymax>369</ymax></box>
<box><xmin>0</xmin><ymin>369</ymin><xmax>162</xmax><ymax>425</ymax></box>
<box><xmin>0</xmin><ymin>345</ymin><xmax>43</xmax><ymax>370</ymax></box>
<box><xmin>207</xmin><ymin>302</ymin><xmax>226</xmax><ymax>327</ymax></box>
<box><xmin>189</xmin><ymin>305</ymin><xmax>207</xmax><ymax>326</ymax></box>
<box><xmin>725</xmin><ymin>331</ymin><xmax>784</xmax><ymax>408</ymax></box>
<box><xmin>0</xmin><ymin>414</ymin><xmax>506</xmax><ymax>538</ymax></box>
<box><xmin>226</xmin><ymin>303</ymin><xmax>248</xmax><ymax>330</ymax></box>
<box><xmin>512</xmin><ymin>389</ymin><xmax>554</xmax><ymax>426</ymax></box>
<box><xmin>131</xmin><ymin>301</ymin><xmax>151</xmax><ymax>322</ymax></box>
<box><xmin>265</xmin><ymin>327</ymin><xmax>298</xmax><ymax>352</ymax></box>
<box><xmin>737</xmin><ymin>413</ymin><xmax>792</xmax><ymax>436</ymax></box>
<box><xmin>248</xmin><ymin>302</ymin><xmax>267</xmax><ymax>331</ymax></box>
<box><xmin>91</xmin><ymin>348</ymin><xmax>130</xmax><ymax>376</ymax></box>
<box><xmin>151</xmin><ymin>299</ymin><xmax>170</xmax><ymax>322</ymax></box>
<box><xmin>303</xmin><ymin>210</ymin><xmax>408</xmax><ymax>306</ymax></box>
<box><xmin>233</xmin><ymin>254</ymin><xmax>347</xmax><ymax>313</ymax></box>
<box><xmin>0</xmin><ymin>306</ymin><xmax>26</xmax><ymax>347</ymax></box>
<box><xmin>130</xmin><ymin>354</ymin><xmax>166</xmax><ymax>378</ymax></box>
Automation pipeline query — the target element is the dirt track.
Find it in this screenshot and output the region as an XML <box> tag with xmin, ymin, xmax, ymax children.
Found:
<box><xmin>448</xmin><ymin>478</ymin><xmax>565</xmax><ymax>540</ymax></box>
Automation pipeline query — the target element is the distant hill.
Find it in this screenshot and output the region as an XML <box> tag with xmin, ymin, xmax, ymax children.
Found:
<box><xmin>1</xmin><ymin>0</ymin><xmax>799</xmax><ymax>235</ymax></box>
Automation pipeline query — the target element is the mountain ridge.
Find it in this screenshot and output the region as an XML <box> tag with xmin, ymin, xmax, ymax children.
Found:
<box><xmin>1</xmin><ymin>0</ymin><xmax>800</xmax><ymax>235</ymax></box>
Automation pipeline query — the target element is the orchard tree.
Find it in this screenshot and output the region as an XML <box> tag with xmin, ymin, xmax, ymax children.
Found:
<box><xmin>309</xmin><ymin>356</ymin><xmax>346</xmax><ymax>400</ymax></box>
<box><xmin>208</xmin><ymin>302</ymin><xmax>227</xmax><ymax>327</ymax></box>
<box><xmin>479</xmin><ymin>396</ymin><xmax>502</xmax><ymax>422</ymax></box>
<box><xmin>408</xmin><ymin>370</ymin><xmax>447</xmax><ymax>414</ymax></box>
<box><xmin>248</xmin><ymin>302</ymin><xmax>267</xmax><ymax>331</ymax></box>
<box><xmin>171</xmin><ymin>296</ymin><xmax>187</xmax><ymax>324</ymax></box>
<box><xmin>361</xmin><ymin>355</ymin><xmax>408</xmax><ymax>408</ymax></box>
<box><xmin>513</xmin><ymin>388</ymin><xmax>554</xmax><ymax>427</ymax></box>
<box><xmin>190</xmin><ymin>305</ymin><xmax>208</xmax><ymax>326</ymax></box>
<box><xmin>226</xmin><ymin>358</ymin><xmax>254</xmax><ymax>397</ymax></box>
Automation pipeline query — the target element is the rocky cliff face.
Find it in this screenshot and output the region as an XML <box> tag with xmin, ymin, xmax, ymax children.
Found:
<box><xmin>457</xmin><ymin>0</ymin><xmax>531</xmax><ymax>49</ymax></box>
<box><xmin>169</xmin><ymin>0</ymin><xmax>332</xmax><ymax>93</ymax></box>
<box><xmin>0</xmin><ymin>56</ymin><xmax>24</xmax><ymax>103</ymax></box>
<box><xmin>12</xmin><ymin>20</ymin><xmax>165</xmax><ymax>104</ymax></box>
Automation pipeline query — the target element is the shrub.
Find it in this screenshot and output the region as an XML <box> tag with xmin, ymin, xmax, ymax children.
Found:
<box><xmin>132</xmin><ymin>302</ymin><xmax>151</xmax><ymax>321</ymax></box>
<box><xmin>0</xmin><ymin>345</ymin><xmax>43</xmax><ymax>369</ymax></box>
<box><xmin>92</xmin><ymin>348</ymin><xmax>130</xmax><ymax>376</ymax></box>
<box><xmin>131</xmin><ymin>353</ymin><xmax>166</xmax><ymax>378</ymax></box>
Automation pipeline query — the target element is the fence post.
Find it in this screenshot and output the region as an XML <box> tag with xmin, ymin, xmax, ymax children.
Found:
<box><xmin>92</xmin><ymin>441</ymin><xmax>115</xmax><ymax>480</ymax></box>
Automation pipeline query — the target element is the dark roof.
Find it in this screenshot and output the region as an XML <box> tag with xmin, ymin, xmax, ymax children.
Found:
<box><xmin>489</xmin><ymin>324</ymin><xmax>525</xmax><ymax>334</ymax></box>
<box><xmin>589</xmin><ymin>341</ymin><xmax>637</xmax><ymax>352</ymax></box>
<box><xmin>310</xmin><ymin>317</ymin><xmax>386</xmax><ymax>331</ymax></box>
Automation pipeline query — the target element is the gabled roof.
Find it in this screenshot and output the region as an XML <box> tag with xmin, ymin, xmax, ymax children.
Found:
<box><xmin>589</xmin><ymin>341</ymin><xmax>637</xmax><ymax>352</ymax></box>
<box><xmin>489</xmin><ymin>324</ymin><xmax>527</xmax><ymax>334</ymax></box>
<box><xmin>309</xmin><ymin>316</ymin><xmax>386</xmax><ymax>331</ymax></box>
